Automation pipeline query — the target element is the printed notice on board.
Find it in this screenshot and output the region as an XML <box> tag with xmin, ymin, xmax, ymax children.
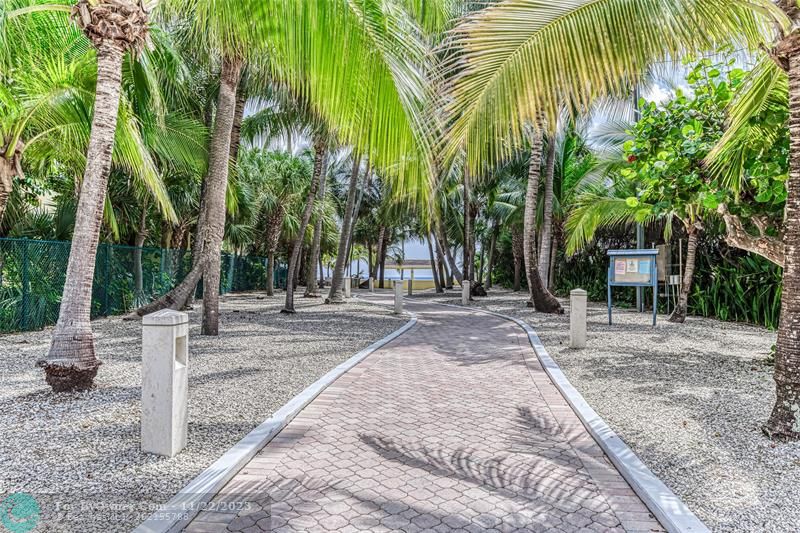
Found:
<box><xmin>638</xmin><ymin>260</ymin><xmax>651</xmax><ymax>274</ymax></box>
<box><xmin>626</xmin><ymin>259</ymin><xmax>638</xmax><ymax>273</ymax></box>
<box><xmin>615</xmin><ymin>259</ymin><xmax>626</xmax><ymax>275</ymax></box>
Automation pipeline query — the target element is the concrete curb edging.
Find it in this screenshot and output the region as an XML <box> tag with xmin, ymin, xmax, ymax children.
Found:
<box><xmin>134</xmin><ymin>309</ymin><xmax>417</xmax><ymax>533</ymax></box>
<box><xmin>442</xmin><ymin>301</ymin><xmax>708</xmax><ymax>533</ymax></box>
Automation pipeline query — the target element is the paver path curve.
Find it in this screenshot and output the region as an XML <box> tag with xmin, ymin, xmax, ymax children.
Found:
<box><xmin>183</xmin><ymin>292</ymin><xmax>663</xmax><ymax>533</ymax></box>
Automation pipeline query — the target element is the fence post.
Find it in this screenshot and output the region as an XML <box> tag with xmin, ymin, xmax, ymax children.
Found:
<box><xmin>227</xmin><ymin>254</ymin><xmax>235</xmax><ymax>293</ymax></box>
<box><xmin>20</xmin><ymin>240</ymin><xmax>29</xmax><ymax>331</ymax></box>
<box><xmin>103</xmin><ymin>243</ymin><xmax>111</xmax><ymax>315</ymax></box>
<box><xmin>159</xmin><ymin>247</ymin><xmax>165</xmax><ymax>283</ymax></box>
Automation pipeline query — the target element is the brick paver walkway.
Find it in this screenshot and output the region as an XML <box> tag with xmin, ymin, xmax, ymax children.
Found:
<box><xmin>183</xmin><ymin>293</ymin><xmax>663</xmax><ymax>532</ymax></box>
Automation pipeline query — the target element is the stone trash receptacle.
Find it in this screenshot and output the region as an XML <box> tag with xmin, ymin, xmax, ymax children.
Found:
<box><xmin>393</xmin><ymin>280</ymin><xmax>404</xmax><ymax>314</ymax></box>
<box><xmin>569</xmin><ymin>288</ymin><xmax>587</xmax><ymax>349</ymax></box>
<box><xmin>141</xmin><ymin>309</ymin><xmax>189</xmax><ymax>457</ymax></box>
<box><xmin>344</xmin><ymin>277</ymin><xmax>352</xmax><ymax>298</ymax></box>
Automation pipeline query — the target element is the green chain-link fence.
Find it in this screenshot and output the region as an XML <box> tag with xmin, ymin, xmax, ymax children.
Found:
<box><xmin>0</xmin><ymin>237</ymin><xmax>287</xmax><ymax>333</ymax></box>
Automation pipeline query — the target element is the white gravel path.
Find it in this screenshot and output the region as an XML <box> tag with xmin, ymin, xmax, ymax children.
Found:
<box><xmin>414</xmin><ymin>288</ymin><xmax>800</xmax><ymax>533</ymax></box>
<box><xmin>0</xmin><ymin>292</ymin><xmax>404</xmax><ymax>532</ymax></box>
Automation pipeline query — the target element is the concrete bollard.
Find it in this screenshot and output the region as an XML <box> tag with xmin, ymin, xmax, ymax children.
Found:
<box><xmin>570</xmin><ymin>288</ymin><xmax>587</xmax><ymax>349</ymax></box>
<box><xmin>462</xmin><ymin>280</ymin><xmax>470</xmax><ymax>305</ymax></box>
<box><xmin>141</xmin><ymin>309</ymin><xmax>189</xmax><ymax>457</ymax></box>
<box><xmin>408</xmin><ymin>270</ymin><xmax>414</xmax><ymax>296</ymax></box>
<box><xmin>394</xmin><ymin>280</ymin><xmax>404</xmax><ymax>314</ymax></box>
<box><xmin>369</xmin><ymin>277</ymin><xmax>374</xmax><ymax>292</ymax></box>
<box><xmin>344</xmin><ymin>277</ymin><xmax>351</xmax><ymax>298</ymax></box>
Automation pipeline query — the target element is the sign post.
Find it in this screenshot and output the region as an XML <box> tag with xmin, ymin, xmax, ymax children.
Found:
<box><xmin>607</xmin><ymin>249</ymin><xmax>659</xmax><ymax>327</ymax></box>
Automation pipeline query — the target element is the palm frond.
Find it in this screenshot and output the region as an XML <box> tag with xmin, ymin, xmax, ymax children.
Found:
<box><xmin>706</xmin><ymin>54</ymin><xmax>787</xmax><ymax>196</ymax></box>
<box><xmin>444</xmin><ymin>0</ymin><xmax>779</xmax><ymax>169</ymax></box>
<box><xmin>566</xmin><ymin>192</ymin><xmax>656</xmax><ymax>255</ymax></box>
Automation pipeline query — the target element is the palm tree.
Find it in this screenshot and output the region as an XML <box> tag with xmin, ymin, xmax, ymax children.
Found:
<box><xmin>282</xmin><ymin>140</ymin><xmax>325</xmax><ymax>312</ymax></box>
<box><xmin>445</xmin><ymin>0</ymin><xmax>800</xmax><ymax>438</ymax></box>
<box><xmin>325</xmin><ymin>154</ymin><xmax>362</xmax><ymax>304</ymax></box>
<box><xmin>523</xmin><ymin>126</ymin><xmax>562</xmax><ymax>312</ymax></box>
<box><xmin>134</xmin><ymin>0</ymin><xmax>266</xmax><ymax>330</ymax></box>
<box><xmin>538</xmin><ymin>137</ymin><xmax>557</xmax><ymax>285</ymax></box>
<box><xmin>303</xmin><ymin>138</ymin><xmax>329</xmax><ymax>297</ymax></box>
<box><xmin>14</xmin><ymin>0</ymin><xmax>152</xmax><ymax>391</ymax></box>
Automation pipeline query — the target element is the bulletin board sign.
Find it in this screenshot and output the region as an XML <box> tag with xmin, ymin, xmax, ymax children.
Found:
<box><xmin>607</xmin><ymin>249</ymin><xmax>659</xmax><ymax>326</ymax></box>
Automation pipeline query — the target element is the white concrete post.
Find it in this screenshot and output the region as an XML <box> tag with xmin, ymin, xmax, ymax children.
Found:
<box><xmin>344</xmin><ymin>277</ymin><xmax>351</xmax><ymax>298</ymax></box>
<box><xmin>570</xmin><ymin>288</ymin><xmax>587</xmax><ymax>349</ymax></box>
<box><xmin>369</xmin><ymin>277</ymin><xmax>374</xmax><ymax>292</ymax></box>
<box><xmin>394</xmin><ymin>280</ymin><xmax>404</xmax><ymax>314</ymax></box>
<box><xmin>462</xmin><ymin>280</ymin><xmax>470</xmax><ymax>305</ymax></box>
<box><xmin>141</xmin><ymin>310</ymin><xmax>189</xmax><ymax>457</ymax></box>
<box><xmin>408</xmin><ymin>270</ymin><xmax>414</xmax><ymax>296</ymax></box>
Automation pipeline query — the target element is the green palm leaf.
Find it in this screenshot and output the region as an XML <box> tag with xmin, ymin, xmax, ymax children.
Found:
<box><xmin>445</xmin><ymin>0</ymin><xmax>780</xmax><ymax>168</ymax></box>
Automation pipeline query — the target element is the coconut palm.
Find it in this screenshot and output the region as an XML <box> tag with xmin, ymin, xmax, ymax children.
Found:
<box><xmin>325</xmin><ymin>154</ymin><xmax>363</xmax><ymax>304</ymax></box>
<box><xmin>303</xmin><ymin>147</ymin><xmax>330</xmax><ymax>297</ymax></box>
<box><xmin>133</xmin><ymin>0</ymin><xmax>266</xmax><ymax>333</ymax></box>
<box><xmin>445</xmin><ymin>0</ymin><xmax>800</xmax><ymax>437</ymax></box>
<box><xmin>522</xmin><ymin>126</ymin><xmax>563</xmax><ymax>312</ymax></box>
<box><xmin>282</xmin><ymin>140</ymin><xmax>325</xmax><ymax>312</ymax></box>
<box><xmin>4</xmin><ymin>0</ymin><xmax>169</xmax><ymax>391</ymax></box>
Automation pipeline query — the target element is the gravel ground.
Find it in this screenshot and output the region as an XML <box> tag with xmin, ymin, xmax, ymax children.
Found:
<box><xmin>413</xmin><ymin>288</ymin><xmax>800</xmax><ymax>533</ymax></box>
<box><xmin>0</xmin><ymin>292</ymin><xmax>404</xmax><ymax>532</ymax></box>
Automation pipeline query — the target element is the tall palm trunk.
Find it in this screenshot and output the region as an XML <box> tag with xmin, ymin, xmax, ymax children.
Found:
<box><xmin>463</xmin><ymin>171</ymin><xmax>473</xmax><ymax>283</ymax></box>
<box><xmin>304</xmin><ymin>138</ymin><xmax>327</xmax><ymax>297</ymax></box>
<box><xmin>40</xmin><ymin>34</ymin><xmax>130</xmax><ymax>391</ymax></box>
<box><xmin>427</xmin><ymin>234</ymin><xmax>443</xmax><ymax>293</ymax></box>
<box><xmin>326</xmin><ymin>156</ymin><xmax>361</xmax><ymax>303</ymax></box>
<box><xmin>282</xmin><ymin>142</ymin><xmax>325</xmax><ymax>312</ymax></box>
<box><xmin>434</xmin><ymin>235</ymin><xmax>449</xmax><ymax>289</ymax></box>
<box><xmin>293</xmin><ymin>246</ymin><xmax>303</xmax><ymax>289</ymax></box>
<box><xmin>511</xmin><ymin>224</ymin><xmax>523</xmax><ymax>292</ymax></box>
<box><xmin>0</xmin><ymin>141</ymin><xmax>23</xmax><ymax>226</ymax></box>
<box><xmin>548</xmin><ymin>225</ymin><xmax>559</xmax><ymax>291</ymax></box>
<box><xmin>379</xmin><ymin>230</ymin><xmax>388</xmax><ymax>288</ymax></box>
<box><xmin>436</xmin><ymin>219</ymin><xmax>462</xmax><ymax>283</ymax></box>
<box><xmin>538</xmin><ymin>138</ymin><xmax>556</xmax><ymax>284</ymax></box>
<box><xmin>766</xmin><ymin>41</ymin><xmax>800</xmax><ymax>439</ymax></box>
<box><xmin>345</xmin><ymin>165</ymin><xmax>368</xmax><ymax>280</ymax></box>
<box><xmin>668</xmin><ymin>224</ymin><xmax>700</xmax><ymax>323</ymax></box>
<box><xmin>263</xmin><ymin>206</ymin><xmax>284</xmax><ymax>296</ymax></box>
<box><xmin>198</xmin><ymin>75</ymin><xmax>246</xmax><ymax>324</ymax></box>
<box><xmin>524</xmin><ymin>127</ymin><xmax>562</xmax><ymax>313</ymax></box>
<box><xmin>135</xmin><ymin>57</ymin><xmax>243</xmax><ymax>322</ymax></box>
<box><xmin>229</xmin><ymin>88</ymin><xmax>247</xmax><ymax>163</ymax></box>
<box><xmin>485</xmin><ymin>224</ymin><xmax>499</xmax><ymax>289</ymax></box>
<box><xmin>199</xmin><ymin>58</ymin><xmax>243</xmax><ymax>335</ymax></box>
<box><xmin>371</xmin><ymin>226</ymin><xmax>385</xmax><ymax>278</ymax></box>
<box><xmin>266</xmin><ymin>251</ymin><xmax>276</xmax><ymax>294</ymax></box>
<box><xmin>477</xmin><ymin>238</ymin><xmax>485</xmax><ymax>281</ymax></box>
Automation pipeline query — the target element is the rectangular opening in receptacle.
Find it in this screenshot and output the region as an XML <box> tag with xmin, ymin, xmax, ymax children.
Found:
<box><xmin>175</xmin><ymin>335</ymin><xmax>187</xmax><ymax>368</ymax></box>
